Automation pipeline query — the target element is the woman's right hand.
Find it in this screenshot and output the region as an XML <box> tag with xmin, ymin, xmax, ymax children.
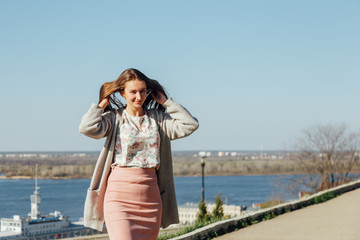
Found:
<box><xmin>98</xmin><ymin>97</ymin><xmax>110</xmax><ymax>109</ymax></box>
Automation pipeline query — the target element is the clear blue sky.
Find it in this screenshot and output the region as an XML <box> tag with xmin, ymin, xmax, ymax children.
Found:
<box><xmin>1</xmin><ymin>0</ymin><xmax>359</xmax><ymax>152</ymax></box>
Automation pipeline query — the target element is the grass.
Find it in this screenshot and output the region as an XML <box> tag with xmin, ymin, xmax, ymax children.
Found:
<box><xmin>313</xmin><ymin>192</ymin><xmax>337</xmax><ymax>204</ymax></box>
<box><xmin>157</xmin><ymin>218</ymin><xmax>224</xmax><ymax>240</ymax></box>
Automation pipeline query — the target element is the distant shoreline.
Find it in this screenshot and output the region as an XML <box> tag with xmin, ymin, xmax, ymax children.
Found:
<box><xmin>0</xmin><ymin>175</ymin><xmax>33</xmax><ymax>179</ymax></box>
<box><xmin>0</xmin><ymin>151</ymin><xmax>305</xmax><ymax>178</ymax></box>
<box><xmin>0</xmin><ymin>172</ymin><xmax>300</xmax><ymax>180</ymax></box>
<box><xmin>0</xmin><ymin>175</ymin><xmax>90</xmax><ymax>180</ymax></box>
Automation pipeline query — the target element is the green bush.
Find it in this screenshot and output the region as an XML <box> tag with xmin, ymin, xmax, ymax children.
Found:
<box><xmin>212</xmin><ymin>193</ymin><xmax>224</xmax><ymax>219</ymax></box>
<box><xmin>313</xmin><ymin>192</ymin><xmax>336</xmax><ymax>204</ymax></box>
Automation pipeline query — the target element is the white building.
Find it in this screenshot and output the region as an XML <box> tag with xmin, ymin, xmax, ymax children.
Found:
<box><xmin>0</xmin><ymin>175</ymin><xmax>71</xmax><ymax>237</ymax></box>
<box><xmin>178</xmin><ymin>203</ymin><xmax>244</xmax><ymax>225</ymax></box>
<box><xmin>230</xmin><ymin>152</ymin><xmax>237</xmax><ymax>157</ymax></box>
<box><xmin>0</xmin><ymin>168</ymin><xmax>98</xmax><ymax>240</ymax></box>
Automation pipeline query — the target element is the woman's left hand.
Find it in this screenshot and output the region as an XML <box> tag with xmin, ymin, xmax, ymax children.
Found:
<box><xmin>152</xmin><ymin>91</ymin><xmax>167</xmax><ymax>105</ymax></box>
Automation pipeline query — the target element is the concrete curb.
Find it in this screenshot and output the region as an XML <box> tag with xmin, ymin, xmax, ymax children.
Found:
<box><xmin>168</xmin><ymin>179</ymin><xmax>360</xmax><ymax>240</ymax></box>
<box><xmin>65</xmin><ymin>233</ymin><xmax>109</xmax><ymax>240</ymax></box>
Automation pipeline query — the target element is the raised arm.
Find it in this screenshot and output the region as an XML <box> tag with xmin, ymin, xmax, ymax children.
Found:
<box><xmin>79</xmin><ymin>99</ymin><xmax>115</xmax><ymax>139</ymax></box>
<box><xmin>152</xmin><ymin>92</ymin><xmax>199</xmax><ymax>140</ymax></box>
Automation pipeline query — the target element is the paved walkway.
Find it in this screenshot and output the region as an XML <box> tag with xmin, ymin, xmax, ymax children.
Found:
<box><xmin>214</xmin><ymin>188</ymin><xmax>360</xmax><ymax>240</ymax></box>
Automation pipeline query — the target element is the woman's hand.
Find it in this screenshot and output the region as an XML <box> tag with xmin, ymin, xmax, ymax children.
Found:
<box><xmin>152</xmin><ymin>91</ymin><xmax>167</xmax><ymax>105</ymax></box>
<box><xmin>98</xmin><ymin>97</ymin><xmax>110</xmax><ymax>109</ymax></box>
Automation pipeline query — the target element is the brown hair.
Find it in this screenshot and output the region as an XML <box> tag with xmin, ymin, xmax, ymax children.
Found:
<box><xmin>99</xmin><ymin>68</ymin><xmax>168</xmax><ymax>111</ymax></box>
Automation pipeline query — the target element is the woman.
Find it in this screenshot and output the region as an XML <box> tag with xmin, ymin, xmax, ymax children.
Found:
<box><xmin>79</xmin><ymin>68</ymin><xmax>199</xmax><ymax>239</ymax></box>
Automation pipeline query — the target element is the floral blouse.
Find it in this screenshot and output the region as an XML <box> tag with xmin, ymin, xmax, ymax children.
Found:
<box><xmin>112</xmin><ymin>109</ymin><xmax>160</xmax><ymax>168</ymax></box>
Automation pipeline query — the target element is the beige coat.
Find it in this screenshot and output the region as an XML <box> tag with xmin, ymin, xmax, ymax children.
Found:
<box><xmin>79</xmin><ymin>98</ymin><xmax>199</xmax><ymax>231</ymax></box>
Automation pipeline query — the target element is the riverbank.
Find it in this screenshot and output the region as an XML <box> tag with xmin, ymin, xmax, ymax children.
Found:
<box><xmin>0</xmin><ymin>172</ymin><xmax>302</xmax><ymax>180</ymax></box>
<box><xmin>1</xmin><ymin>158</ymin><xmax>359</xmax><ymax>179</ymax></box>
<box><xmin>0</xmin><ymin>175</ymin><xmax>88</xmax><ymax>180</ymax></box>
<box><xmin>0</xmin><ymin>159</ymin><xmax>302</xmax><ymax>179</ymax></box>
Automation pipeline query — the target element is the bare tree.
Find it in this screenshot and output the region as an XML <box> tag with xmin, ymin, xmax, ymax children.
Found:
<box><xmin>293</xmin><ymin>124</ymin><xmax>360</xmax><ymax>193</ymax></box>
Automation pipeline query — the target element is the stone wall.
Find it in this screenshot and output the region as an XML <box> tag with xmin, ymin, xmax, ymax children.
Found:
<box><xmin>170</xmin><ymin>178</ymin><xmax>360</xmax><ymax>240</ymax></box>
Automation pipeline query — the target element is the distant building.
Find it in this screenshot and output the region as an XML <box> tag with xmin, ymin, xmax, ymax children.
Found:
<box><xmin>0</xmin><ymin>168</ymin><xmax>99</xmax><ymax>239</ymax></box>
<box><xmin>72</xmin><ymin>153</ymin><xmax>86</xmax><ymax>157</ymax></box>
<box><xmin>198</xmin><ymin>151</ymin><xmax>206</xmax><ymax>157</ymax></box>
<box><xmin>22</xmin><ymin>154</ymin><xmax>37</xmax><ymax>158</ymax></box>
<box><xmin>198</xmin><ymin>151</ymin><xmax>211</xmax><ymax>157</ymax></box>
<box><xmin>178</xmin><ymin>203</ymin><xmax>244</xmax><ymax>225</ymax></box>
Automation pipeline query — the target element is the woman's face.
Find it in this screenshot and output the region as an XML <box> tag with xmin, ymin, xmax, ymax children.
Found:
<box><xmin>121</xmin><ymin>79</ymin><xmax>147</xmax><ymax>112</ymax></box>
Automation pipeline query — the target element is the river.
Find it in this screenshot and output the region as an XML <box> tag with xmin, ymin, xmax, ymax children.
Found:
<box><xmin>0</xmin><ymin>175</ymin><xmax>296</xmax><ymax>221</ymax></box>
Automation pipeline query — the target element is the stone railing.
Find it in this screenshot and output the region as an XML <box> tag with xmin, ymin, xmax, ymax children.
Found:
<box><xmin>169</xmin><ymin>178</ymin><xmax>360</xmax><ymax>240</ymax></box>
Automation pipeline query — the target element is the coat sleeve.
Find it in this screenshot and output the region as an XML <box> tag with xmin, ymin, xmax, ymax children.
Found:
<box><xmin>79</xmin><ymin>103</ymin><xmax>115</xmax><ymax>139</ymax></box>
<box><xmin>159</xmin><ymin>98</ymin><xmax>199</xmax><ymax>140</ymax></box>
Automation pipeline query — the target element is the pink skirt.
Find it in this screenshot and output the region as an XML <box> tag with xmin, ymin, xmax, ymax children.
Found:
<box><xmin>104</xmin><ymin>167</ymin><xmax>162</xmax><ymax>240</ymax></box>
